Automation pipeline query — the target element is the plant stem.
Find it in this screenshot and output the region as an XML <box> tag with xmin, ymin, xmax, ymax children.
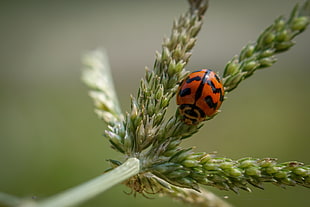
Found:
<box><xmin>19</xmin><ymin>158</ymin><xmax>140</xmax><ymax>207</ymax></box>
<box><xmin>0</xmin><ymin>192</ymin><xmax>23</xmax><ymax>207</ymax></box>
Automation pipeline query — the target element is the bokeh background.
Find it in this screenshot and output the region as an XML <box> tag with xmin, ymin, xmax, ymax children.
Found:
<box><xmin>0</xmin><ymin>0</ymin><xmax>309</xmax><ymax>206</ymax></box>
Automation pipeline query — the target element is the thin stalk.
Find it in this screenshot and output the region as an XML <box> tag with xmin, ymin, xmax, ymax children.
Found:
<box><xmin>0</xmin><ymin>192</ymin><xmax>23</xmax><ymax>207</ymax></box>
<box><xmin>20</xmin><ymin>158</ymin><xmax>140</xmax><ymax>207</ymax></box>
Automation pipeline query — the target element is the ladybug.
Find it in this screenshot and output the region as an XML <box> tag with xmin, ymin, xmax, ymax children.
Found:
<box><xmin>176</xmin><ymin>69</ymin><xmax>225</xmax><ymax>125</ymax></box>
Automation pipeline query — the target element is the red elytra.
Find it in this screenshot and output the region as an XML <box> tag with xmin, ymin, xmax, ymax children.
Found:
<box><xmin>176</xmin><ymin>69</ymin><xmax>224</xmax><ymax>125</ymax></box>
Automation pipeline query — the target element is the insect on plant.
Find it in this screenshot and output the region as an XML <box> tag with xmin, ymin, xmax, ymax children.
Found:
<box><xmin>0</xmin><ymin>1</ymin><xmax>309</xmax><ymax>207</ymax></box>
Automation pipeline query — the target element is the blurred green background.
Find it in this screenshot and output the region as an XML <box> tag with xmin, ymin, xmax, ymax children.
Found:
<box><xmin>0</xmin><ymin>0</ymin><xmax>309</xmax><ymax>206</ymax></box>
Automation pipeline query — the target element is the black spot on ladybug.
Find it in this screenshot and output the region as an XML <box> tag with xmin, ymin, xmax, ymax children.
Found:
<box><xmin>220</xmin><ymin>92</ymin><xmax>224</xmax><ymax>102</ymax></box>
<box><xmin>207</xmin><ymin>79</ymin><xmax>224</xmax><ymax>102</ymax></box>
<box><xmin>207</xmin><ymin>80</ymin><xmax>222</xmax><ymax>94</ymax></box>
<box><xmin>214</xmin><ymin>74</ymin><xmax>221</xmax><ymax>83</ymax></box>
<box><xmin>186</xmin><ymin>76</ymin><xmax>201</xmax><ymax>84</ymax></box>
<box><xmin>179</xmin><ymin>88</ymin><xmax>191</xmax><ymax>97</ymax></box>
<box><xmin>195</xmin><ymin>84</ymin><xmax>204</xmax><ymax>101</ymax></box>
<box><xmin>205</xmin><ymin>95</ymin><xmax>218</xmax><ymax>109</ymax></box>
<box><xmin>195</xmin><ymin>72</ymin><xmax>209</xmax><ymax>101</ymax></box>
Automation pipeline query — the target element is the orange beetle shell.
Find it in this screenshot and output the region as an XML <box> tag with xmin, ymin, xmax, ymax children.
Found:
<box><xmin>177</xmin><ymin>69</ymin><xmax>224</xmax><ymax>125</ymax></box>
